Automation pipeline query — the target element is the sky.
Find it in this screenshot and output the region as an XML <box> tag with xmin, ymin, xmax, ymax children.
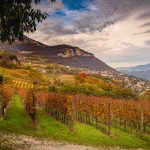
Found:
<box><xmin>28</xmin><ymin>0</ymin><xmax>150</xmax><ymax>68</ymax></box>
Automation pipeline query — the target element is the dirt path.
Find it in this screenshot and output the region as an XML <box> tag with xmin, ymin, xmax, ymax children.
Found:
<box><xmin>0</xmin><ymin>132</ymin><xmax>144</xmax><ymax>150</ymax></box>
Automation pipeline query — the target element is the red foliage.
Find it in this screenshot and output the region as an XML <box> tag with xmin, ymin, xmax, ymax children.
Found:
<box><xmin>17</xmin><ymin>86</ymin><xmax>150</xmax><ymax>130</ymax></box>
<box><xmin>79</xmin><ymin>72</ymin><xmax>87</xmax><ymax>83</ymax></box>
<box><xmin>1</xmin><ymin>84</ymin><xmax>14</xmax><ymax>108</ymax></box>
<box><xmin>34</xmin><ymin>91</ymin><xmax>150</xmax><ymax>127</ymax></box>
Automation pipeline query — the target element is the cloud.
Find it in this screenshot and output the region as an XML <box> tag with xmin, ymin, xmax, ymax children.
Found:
<box><xmin>134</xmin><ymin>30</ymin><xmax>150</xmax><ymax>35</ymax></box>
<box><xmin>33</xmin><ymin>0</ymin><xmax>150</xmax><ymax>34</ymax></box>
<box><xmin>108</xmin><ymin>46</ymin><xmax>150</xmax><ymax>67</ymax></box>
<box><xmin>145</xmin><ymin>40</ymin><xmax>150</xmax><ymax>46</ymax></box>
<box><xmin>28</xmin><ymin>0</ymin><xmax>150</xmax><ymax>67</ymax></box>
<box><xmin>136</xmin><ymin>11</ymin><xmax>150</xmax><ymax>20</ymax></box>
<box><xmin>32</xmin><ymin>0</ymin><xmax>64</xmax><ymax>14</ymax></box>
<box><xmin>140</xmin><ymin>22</ymin><xmax>150</xmax><ymax>27</ymax></box>
<box><xmin>72</xmin><ymin>0</ymin><xmax>150</xmax><ymax>33</ymax></box>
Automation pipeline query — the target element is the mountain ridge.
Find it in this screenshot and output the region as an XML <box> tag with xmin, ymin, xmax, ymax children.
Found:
<box><xmin>117</xmin><ymin>63</ymin><xmax>150</xmax><ymax>81</ymax></box>
<box><xmin>0</xmin><ymin>36</ymin><xmax>114</xmax><ymax>72</ymax></box>
<box><xmin>116</xmin><ymin>63</ymin><xmax>150</xmax><ymax>72</ymax></box>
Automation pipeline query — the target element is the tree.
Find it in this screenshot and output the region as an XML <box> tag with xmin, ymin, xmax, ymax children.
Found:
<box><xmin>0</xmin><ymin>0</ymin><xmax>55</xmax><ymax>43</ymax></box>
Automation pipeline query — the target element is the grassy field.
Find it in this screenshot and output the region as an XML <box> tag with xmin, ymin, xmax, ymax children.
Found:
<box><xmin>0</xmin><ymin>94</ymin><xmax>150</xmax><ymax>149</ymax></box>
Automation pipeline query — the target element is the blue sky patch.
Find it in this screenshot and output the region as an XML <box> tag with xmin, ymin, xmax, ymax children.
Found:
<box><xmin>63</xmin><ymin>0</ymin><xmax>91</xmax><ymax>11</ymax></box>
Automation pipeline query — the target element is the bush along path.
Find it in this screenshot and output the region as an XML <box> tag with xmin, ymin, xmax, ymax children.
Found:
<box><xmin>0</xmin><ymin>94</ymin><xmax>150</xmax><ymax>149</ymax></box>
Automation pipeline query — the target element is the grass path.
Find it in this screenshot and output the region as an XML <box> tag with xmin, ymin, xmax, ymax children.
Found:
<box><xmin>0</xmin><ymin>94</ymin><xmax>32</xmax><ymax>134</ymax></box>
<box><xmin>0</xmin><ymin>94</ymin><xmax>150</xmax><ymax>149</ymax></box>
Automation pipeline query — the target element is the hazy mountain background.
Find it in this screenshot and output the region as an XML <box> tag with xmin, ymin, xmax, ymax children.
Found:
<box><xmin>117</xmin><ymin>63</ymin><xmax>150</xmax><ymax>81</ymax></box>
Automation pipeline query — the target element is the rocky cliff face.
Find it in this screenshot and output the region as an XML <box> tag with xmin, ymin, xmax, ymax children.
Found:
<box><xmin>56</xmin><ymin>47</ymin><xmax>94</xmax><ymax>58</ymax></box>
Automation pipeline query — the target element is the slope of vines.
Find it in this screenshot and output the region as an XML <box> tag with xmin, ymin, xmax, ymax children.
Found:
<box><xmin>0</xmin><ymin>84</ymin><xmax>14</xmax><ymax>116</ymax></box>
<box><xmin>33</xmin><ymin>91</ymin><xmax>150</xmax><ymax>135</ymax></box>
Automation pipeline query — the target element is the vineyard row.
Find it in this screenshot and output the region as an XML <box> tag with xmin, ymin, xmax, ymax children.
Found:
<box><xmin>19</xmin><ymin>89</ymin><xmax>150</xmax><ymax>136</ymax></box>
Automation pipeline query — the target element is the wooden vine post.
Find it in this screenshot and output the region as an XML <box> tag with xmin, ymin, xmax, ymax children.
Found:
<box><xmin>0</xmin><ymin>75</ymin><xmax>4</xmax><ymax>117</ymax></box>
<box><xmin>72</xmin><ymin>99</ymin><xmax>76</xmax><ymax>130</ymax></box>
<box><xmin>67</xmin><ymin>96</ymin><xmax>75</xmax><ymax>132</ymax></box>
<box><xmin>31</xmin><ymin>81</ymin><xmax>37</xmax><ymax>126</ymax></box>
<box><xmin>108</xmin><ymin>102</ymin><xmax>112</xmax><ymax>135</ymax></box>
<box><xmin>140</xmin><ymin>109</ymin><xmax>144</xmax><ymax>137</ymax></box>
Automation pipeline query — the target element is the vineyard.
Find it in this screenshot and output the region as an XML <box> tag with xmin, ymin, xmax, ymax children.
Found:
<box><xmin>0</xmin><ymin>75</ymin><xmax>150</xmax><ymax>139</ymax></box>
<box><xmin>12</xmin><ymin>80</ymin><xmax>33</xmax><ymax>89</ymax></box>
<box><xmin>17</xmin><ymin>88</ymin><xmax>150</xmax><ymax>136</ymax></box>
<box><xmin>0</xmin><ymin>80</ymin><xmax>14</xmax><ymax>116</ymax></box>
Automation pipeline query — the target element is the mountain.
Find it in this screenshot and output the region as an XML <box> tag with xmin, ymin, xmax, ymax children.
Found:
<box><xmin>0</xmin><ymin>36</ymin><xmax>114</xmax><ymax>72</ymax></box>
<box><xmin>0</xmin><ymin>39</ymin><xmax>149</xmax><ymax>93</ymax></box>
<box><xmin>116</xmin><ymin>63</ymin><xmax>150</xmax><ymax>72</ymax></box>
<box><xmin>119</xmin><ymin>70</ymin><xmax>150</xmax><ymax>81</ymax></box>
<box><xmin>116</xmin><ymin>63</ymin><xmax>150</xmax><ymax>81</ymax></box>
